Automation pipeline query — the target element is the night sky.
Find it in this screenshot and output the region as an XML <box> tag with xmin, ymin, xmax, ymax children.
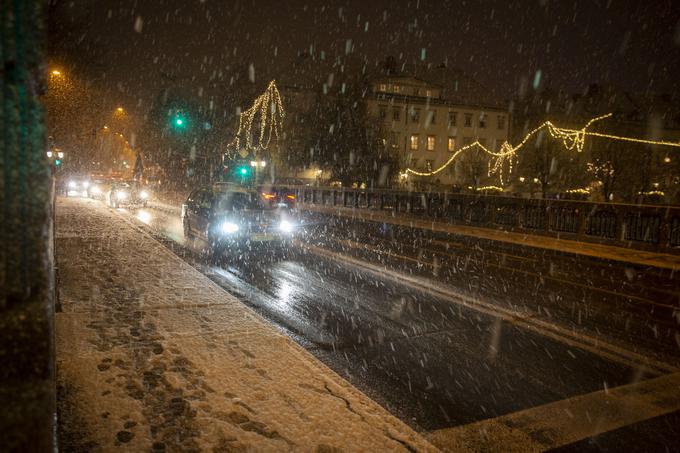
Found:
<box><xmin>49</xmin><ymin>0</ymin><xmax>680</xmax><ymax>113</ymax></box>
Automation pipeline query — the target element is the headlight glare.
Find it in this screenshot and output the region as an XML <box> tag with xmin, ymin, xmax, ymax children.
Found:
<box><xmin>83</xmin><ymin>181</ymin><xmax>90</xmax><ymax>188</ymax></box>
<box><xmin>116</xmin><ymin>191</ymin><xmax>128</xmax><ymax>200</ymax></box>
<box><xmin>280</xmin><ymin>220</ymin><xmax>294</xmax><ymax>233</ymax></box>
<box><xmin>221</xmin><ymin>222</ymin><xmax>239</xmax><ymax>234</ymax></box>
<box><xmin>140</xmin><ymin>190</ymin><xmax>149</xmax><ymax>199</ymax></box>
<box><xmin>68</xmin><ymin>180</ymin><xmax>77</xmax><ymax>188</ymax></box>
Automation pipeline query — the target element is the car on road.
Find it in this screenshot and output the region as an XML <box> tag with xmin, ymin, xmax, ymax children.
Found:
<box><xmin>87</xmin><ymin>177</ymin><xmax>115</xmax><ymax>200</ymax></box>
<box><xmin>258</xmin><ymin>185</ymin><xmax>298</xmax><ymax>209</ymax></box>
<box><xmin>59</xmin><ymin>175</ymin><xmax>91</xmax><ymax>197</ymax></box>
<box><xmin>108</xmin><ymin>181</ymin><xmax>150</xmax><ymax>208</ymax></box>
<box><xmin>181</xmin><ymin>183</ymin><xmax>299</xmax><ymax>256</ymax></box>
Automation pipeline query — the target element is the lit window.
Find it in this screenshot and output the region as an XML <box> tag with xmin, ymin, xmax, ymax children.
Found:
<box><xmin>427</xmin><ymin>136</ymin><xmax>436</xmax><ymax>151</ymax></box>
<box><xmin>410</xmin><ymin>107</ymin><xmax>420</xmax><ymax>123</ymax></box>
<box><xmin>393</xmin><ymin>85</ymin><xmax>401</xmax><ymax>93</ymax></box>
<box><xmin>464</xmin><ymin>113</ymin><xmax>472</xmax><ymax>127</ymax></box>
<box><xmin>497</xmin><ymin>115</ymin><xmax>506</xmax><ymax>129</ymax></box>
<box><xmin>393</xmin><ymin>108</ymin><xmax>401</xmax><ymax>121</ymax></box>
<box><xmin>410</xmin><ymin>134</ymin><xmax>419</xmax><ymax>150</ymax></box>
<box><xmin>426</xmin><ymin>89</ymin><xmax>432</xmax><ymax>97</ymax></box>
<box><xmin>379</xmin><ymin>83</ymin><xmax>387</xmax><ymax>92</ymax></box>
<box><xmin>448</xmin><ymin>137</ymin><xmax>456</xmax><ymax>151</ymax></box>
<box><xmin>448</xmin><ymin>111</ymin><xmax>457</xmax><ymax>127</ymax></box>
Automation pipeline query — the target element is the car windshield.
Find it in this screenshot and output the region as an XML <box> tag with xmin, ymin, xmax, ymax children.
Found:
<box><xmin>214</xmin><ymin>192</ymin><xmax>267</xmax><ymax>212</ymax></box>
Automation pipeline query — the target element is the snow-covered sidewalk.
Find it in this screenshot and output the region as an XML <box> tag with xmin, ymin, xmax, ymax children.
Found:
<box><xmin>55</xmin><ymin>197</ymin><xmax>437</xmax><ymax>452</ymax></box>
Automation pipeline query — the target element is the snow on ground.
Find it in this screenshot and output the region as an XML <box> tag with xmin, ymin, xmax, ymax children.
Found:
<box><xmin>55</xmin><ymin>196</ymin><xmax>438</xmax><ymax>452</ymax></box>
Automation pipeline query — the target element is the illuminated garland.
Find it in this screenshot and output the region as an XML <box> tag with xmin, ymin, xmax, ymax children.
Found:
<box><xmin>405</xmin><ymin>113</ymin><xmax>680</xmax><ymax>182</ymax></box>
<box><xmin>227</xmin><ymin>80</ymin><xmax>285</xmax><ymax>157</ymax></box>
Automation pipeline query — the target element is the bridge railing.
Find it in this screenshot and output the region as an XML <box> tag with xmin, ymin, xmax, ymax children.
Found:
<box><xmin>280</xmin><ymin>186</ymin><xmax>680</xmax><ymax>254</ymax></box>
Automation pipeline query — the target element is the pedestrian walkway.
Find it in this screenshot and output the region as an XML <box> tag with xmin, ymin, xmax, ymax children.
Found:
<box><xmin>302</xmin><ymin>204</ymin><xmax>680</xmax><ymax>271</ymax></box>
<box><xmin>55</xmin><ymin>197</ymin><xmax>436</xmax><ymax>452</ymax></box>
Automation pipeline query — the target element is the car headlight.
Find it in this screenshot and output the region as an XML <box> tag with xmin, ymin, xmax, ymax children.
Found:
<box><xmin>221</xmin><ymin>222</ymin><xmax>240</xmax><ymax>234</ymax></box>
<box><xmin>140</xmin><ymin>190</ymin><xmax>149</xmax><ymax>199</ymax></box>
<box><xmin>279</xmin><ymin>220</ymin><xmax>295</xmax><ymax>233</ymax></box>
<box><xmin>68</xmin><ymin>180</ymin><xmax>77</xmax><ymax>189</ymax></box>
<box><xmin>116</xmin><ymin>191</ymin><xmax>128</xmax><ymax>200</ymax></box>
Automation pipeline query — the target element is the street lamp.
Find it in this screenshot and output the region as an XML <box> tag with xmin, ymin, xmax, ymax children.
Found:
<box><xmin>116</xmin><ymin>107</ymin><xmax>124</xmax><ymax>112</ymax></box>
<box><xmin>51</xmin><ymin>70</ymin><xmax>61</xmax><ymax>76</ymax></box>
<box><xmin>57</xmin><ymin>151</ymin><xmax>64</xmax><ymax>159</ymax></box>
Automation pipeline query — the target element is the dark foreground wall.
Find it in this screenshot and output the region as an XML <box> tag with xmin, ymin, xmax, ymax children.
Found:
<box><xmin>0</xmin><ymin>2</ymin><xmax>54</xmax><ymax>452</ymax></box>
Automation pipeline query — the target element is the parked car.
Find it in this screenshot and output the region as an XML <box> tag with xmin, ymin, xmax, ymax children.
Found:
<box><xmin>181</xmin><ymin>183</ymin><xmax>299</xmax><ymax>256</ymax></box>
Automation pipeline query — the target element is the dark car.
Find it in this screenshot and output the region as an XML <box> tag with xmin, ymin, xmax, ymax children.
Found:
<box><xmin>181</xmin><ymin>183</ymin><xmax>299</xmax><ymax>255</ymax></box>
<box><xmin>108</xmin><ymin>181</ymin><xmax>150</xmax><ymax>208</ymax></box>
<box><xmin>258</xmin><ymin>185</ymin><xmax>298</xmax><ymax>209</ymax></box>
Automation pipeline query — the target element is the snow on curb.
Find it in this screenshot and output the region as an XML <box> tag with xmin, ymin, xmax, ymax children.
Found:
<box><xmin>55</xmin><ymin>197</ymin><xmax>439</xmax><ymax>452</ymax></box>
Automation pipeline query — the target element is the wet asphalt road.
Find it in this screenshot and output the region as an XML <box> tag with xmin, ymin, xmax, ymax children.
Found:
<box><xmin>301</xmin><ymin>212</ymin><xmax>680</xmax><ymax>366</ymax></box>
<box><xmin>121</xmin><ymin>205</ymin><xmax>678</xmax><ymax>435</ymax></box>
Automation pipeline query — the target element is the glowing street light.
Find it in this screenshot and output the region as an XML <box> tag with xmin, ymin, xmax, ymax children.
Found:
<box><xmin>46</xmin><ymin>151</ymin><xmax>53</xmax><ymax>158</ymax></box>
<box><xmin>51</xmin><ymin>70</ymin><xmax>61</xmax><ymax>76</ymax></box>
<box><xmin>664</xmin><ymin>156</ymin><xmax>671</xmax><ymax>163</ymax></box>
<box><xmin>57</xmin><ymin>151</ymin><xmax>64</xmax><ymax>159</ymax></box>
<box><xmin>116</xmin><ymin>107</ymin><xmax>124</xmax><ymax>113</ymax></box>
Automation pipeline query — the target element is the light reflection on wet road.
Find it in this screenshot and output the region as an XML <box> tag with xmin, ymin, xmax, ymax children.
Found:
<box><xmin>124</xmin><ymin>204</ymin><xmax>657</xmax><ymax>432</ymax></box>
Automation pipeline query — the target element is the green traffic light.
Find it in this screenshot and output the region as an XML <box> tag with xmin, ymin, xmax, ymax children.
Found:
<box><xmin>240</xmin><ymin>168</ymin><xmax>248</xmax><ymax>175</ymax></box>
<box><xmin>176</xmin><ymin>118</ymin><xmax>183</xmax><ymax>126</ymax></box>
<box><xmin>54</xmin><ymin>159</ymin><xmax>62</xmax><ymax>166</ymax></box>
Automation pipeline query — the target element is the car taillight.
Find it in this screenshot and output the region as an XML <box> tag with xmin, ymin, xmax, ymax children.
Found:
<box><xmin>262</xmin><ymin>193</ymin><xmax>276</xmax><ymax>200</ymax></box>
<box><xmin>286</xmin><ymin>195</ymin><xmax>296</xmax><ymax>200</ymax></box>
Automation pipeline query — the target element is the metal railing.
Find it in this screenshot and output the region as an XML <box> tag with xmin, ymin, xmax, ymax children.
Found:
<box><xmin>282</xmin><ymin>186</ymin><xmax>680</xmax><ymax>254</ymax></box>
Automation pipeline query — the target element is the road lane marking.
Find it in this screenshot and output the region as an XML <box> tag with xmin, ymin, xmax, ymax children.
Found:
<box><xmin>426</xmin><ymin>371</ymin><xmax>680</xmax><ymax>452</ymax></box>
<box><xmin>301</xmin><ymin>243</ymin><xmax>678</xmax><ymax>375</ymax></box>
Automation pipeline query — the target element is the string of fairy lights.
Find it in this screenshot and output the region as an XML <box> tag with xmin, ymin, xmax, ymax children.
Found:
<box><xmin>404</xmin><ymin>113</ymin><xmax>680</xmax><ymax>183</ymax></box>
<box><xmin>226</xmin><ymin>80</ymin><xmax>285</xmax><ymax>157</ymax></box>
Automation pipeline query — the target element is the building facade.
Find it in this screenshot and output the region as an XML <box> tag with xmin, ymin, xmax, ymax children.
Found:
<box><xmin>367</xmin><ymin>75</ymin><xmax>510</xmax><ymax>187</ymax></box>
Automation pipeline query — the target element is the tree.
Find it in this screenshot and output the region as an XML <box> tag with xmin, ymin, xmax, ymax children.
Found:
<box><xmin>459</xmin><ymin>146</ymin><xmax>488</xmax><ymax>190</ymax></box>
<box><xmin>291</xmin><ymin>80</ymin><xmax>399</xmax><ymax>187</ymax></box>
